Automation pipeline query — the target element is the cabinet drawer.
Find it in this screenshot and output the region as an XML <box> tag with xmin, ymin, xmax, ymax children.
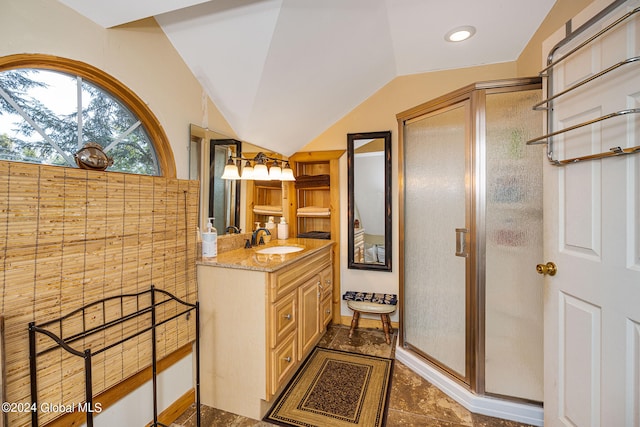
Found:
<box><xmin>269</xmin><ymin>249</ymin><xmax>331</xmax><ymax>302</ymax></box>
<box><xmin>270</xmin><ymin>331</ymin><xmax>297</xmax><ymax>396</ymax></box>
<box><xmin>321</xmin><ymin>295</ymin><xmax>332</xmax><ymax>328</ymax></box>
<box><xmin>270</xmin><ymin>291</ymin><xmax>296</xmax><ymax>348</ymax></box>
<box><xmin>319</xmin><ymin>265</ymin><xmax>333</xmax><ymax>300</ymax></box>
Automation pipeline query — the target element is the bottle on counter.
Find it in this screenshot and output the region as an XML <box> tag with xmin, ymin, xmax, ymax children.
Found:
<box><xmin>277</xmin><ymin>217</ymin><xmax>289</xmax><ymax>240</ymax></box>
<box><xmin>266</xmin><ymin>216</ymin><xmax>277</xmax><ymax>234</ymax></box>
<box><xmin>202</xmin><ymin>217</ymin><xmax>217</xmax><ymax>258</ymax></box>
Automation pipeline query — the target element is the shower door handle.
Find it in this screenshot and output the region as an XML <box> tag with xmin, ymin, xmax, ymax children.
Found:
<box><xmin>455</xmin><ymin>228</ymin><xmax>468</xmax><ymax>257</ymax></box>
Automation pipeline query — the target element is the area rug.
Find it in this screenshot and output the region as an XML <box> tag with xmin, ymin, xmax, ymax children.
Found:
<box><xmin>264</xmin><ymin>347</ymin><xmax>394</xmax><ymax>427</ymax></box>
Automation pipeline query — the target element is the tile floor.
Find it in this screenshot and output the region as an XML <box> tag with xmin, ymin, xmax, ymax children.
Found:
<box><xmin>172</xmin><ymin>325</ymin><xmax>536</xmax><ymax>427</ymax></box>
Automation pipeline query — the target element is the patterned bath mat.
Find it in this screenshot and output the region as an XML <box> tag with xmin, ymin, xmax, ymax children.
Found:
<box><xmin>264</xmin><ymin>347</ymin><xmax>393</xmax><ymax>427</ymax></box>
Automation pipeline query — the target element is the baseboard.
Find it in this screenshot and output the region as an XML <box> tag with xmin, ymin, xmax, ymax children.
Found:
<box><xmin>395</xmin><ymin>346</ymin><xmax>544</xmax><ymax>427</ymax></box>
<box><xmin>147</xmin><ymin>388</ymin><xmax>194</xmax><ymax>427</ymax></box>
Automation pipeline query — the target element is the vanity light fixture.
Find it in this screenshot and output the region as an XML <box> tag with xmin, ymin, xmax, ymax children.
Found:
<box><xmin>445</xmin><ymin>25</ymin><xmax>476</xmax><ymax>42</ymax></box>
<box><xmin>252</xmin><ymin>156</ymin><xmax>270</xmax><ymax>180</ymax></box>
<box><xmin>220</xmin><ymin>156</ymin><xmax>242</xmax><ymax>180</ymax></box>
<box><xmin>221</xmin><ymin>152</ymin><xmax>296</xmax><ymax>181</ymax></box>
<box><xmin>240</xmin><ymin>160</ymin><xmax>254</xmax><ymax>180</ymax></box>
<box><xmin>280</xmin><ymin>161</ymin><xmax>295</xmax><ymax>181</ymax></box>
<box><xmin>268</xmin><ymin>159</ymin><xmax>282</xmax><ymax>180</ymax></box>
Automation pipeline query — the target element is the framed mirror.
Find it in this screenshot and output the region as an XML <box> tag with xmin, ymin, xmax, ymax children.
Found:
<box><xmin>189</xmin><ymin>124</ymin><xmax>242</xmax><ymax>235</ymax></box>
<box><xmin>347</xmin><ymin>131</ymin><xmax>392</xmax><ymax>271</ymax></box>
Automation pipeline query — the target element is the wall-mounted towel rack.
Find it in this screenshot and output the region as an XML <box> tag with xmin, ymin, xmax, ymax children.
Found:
<box><xmin>538</xmin><ymin>4</ymin><xmax>639</xmax><ymax>78</ymax></box>
<box><xmin>532</xmin><ymin>56</ymin><xmax>640</xmax><ymax>112</ymax></box>
<box><xmin>527</xmin><ymin>1</ymin><xmax>640</xmax><ymax>165</ymax></box>
<box><xmin>527</xmin><ymin>108</ymin><xmax>640</xmax><ymax>165</ymax></box>
<box><xmin>28</xmin><ymin>285</ymin><xmax>200</xmax><ymax>427</ymax></box>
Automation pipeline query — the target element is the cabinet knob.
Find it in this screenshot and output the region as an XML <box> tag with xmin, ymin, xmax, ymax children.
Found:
<box><xmin>284</xmin><ymin>356</ymin><xmax>292</xmax><ymax>363</ymax></box>
<box><xmin>326</xmin><ymin>309</ymin><xmax>331</xmax><ymax>314</ymax></box>
<box><xmin>325</xmin><ymin>279</ymin><xmax>331</xmax><ymax>285</ymax></box>
<box><xmin>284</xmin><ymin>313</ymin><xmax>292</xmax><ymax>320</ymax></box>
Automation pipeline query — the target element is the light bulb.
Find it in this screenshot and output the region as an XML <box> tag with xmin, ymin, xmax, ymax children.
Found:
<box><xmin>269</xmin><ymin>160</ymin><xmax>282</xmax><ymax>180</ymax></box>
<box><xmin>253</xmin><ymin>163</ymin><xmax>270</xmax><ymax>180</ymax></box>
<box><xmin>240</xmin><ymin>161</ymin><xmax>254</xmax><ymax>180</ymax></box>
<box><xmin>220</xmin><ymin>157</ymin><xmax>241</xmax><ymax>180</ymax></box>
<box><xmin>280</xmin><ymin>162</ymin><xmax>296</xmax><ymax>181</ymax></box>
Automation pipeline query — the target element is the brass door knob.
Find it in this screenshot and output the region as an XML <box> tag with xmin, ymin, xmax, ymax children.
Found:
<box><xmin>536</xmin><ymin>262</ymin><xmax>557</xmax><ymax>276</ymax></box>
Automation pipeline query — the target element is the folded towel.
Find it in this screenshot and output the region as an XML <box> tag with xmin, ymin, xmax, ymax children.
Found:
<box><xmin>253</xmin><ymin>205</ymin><xmax>282</xmax><ymax>215</ymax></box>
<box><xmin>294</xmin><ymin>174</ymin><xmax>330</xmax><ymax>188</ymax></box>
<box><xmin>297</xmin><ymin>231</ymin><xmax>331</xmax><ymax>239</ymax></box>
<box><xmin>297</xmin><ymin>206</ymin><xmax>330</xmax><ymax>217</ymax></box>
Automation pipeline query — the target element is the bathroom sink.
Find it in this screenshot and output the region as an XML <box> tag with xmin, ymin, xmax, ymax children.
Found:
<box><xmin>255</xmin><ymin>245</ymin><xmax>304</xmax><ymax>255</ymax></box>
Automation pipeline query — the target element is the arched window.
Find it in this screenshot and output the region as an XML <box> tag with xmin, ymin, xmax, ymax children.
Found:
<box><xmin>0</xmin><ymin>54</ymin><xmax>175</xmax><ymax>177</ymax></box>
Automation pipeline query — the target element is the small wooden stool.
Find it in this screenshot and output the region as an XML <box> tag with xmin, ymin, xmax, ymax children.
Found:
<box><xmin>347</xmin><ymin>300</ymin><xmax>396</xmax><ymax>345</ymax></box>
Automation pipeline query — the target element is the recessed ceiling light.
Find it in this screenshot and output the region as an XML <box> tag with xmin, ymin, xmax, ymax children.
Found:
<box><xmin>445</xmin><ymin>26</ymin><xmax>476</xmax><ymax>42</ymax></box>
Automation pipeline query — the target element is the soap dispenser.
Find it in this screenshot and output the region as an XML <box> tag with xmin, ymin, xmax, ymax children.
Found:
<box><xmin>266</xmin><ymin>216</ymin><xmax>277</xmax><ymax>235</ymax></box>
<box><xmin>202</xmin><ymin>217</ymin><xmax>217</xmax><ymax>258</ymax></box>
<box><xmin>277</xmin><ymin>217</ymin><xmax>289</xmax><ymax>240</ymax></box>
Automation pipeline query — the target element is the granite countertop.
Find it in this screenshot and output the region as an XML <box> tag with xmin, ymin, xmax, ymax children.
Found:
<box><xmin>197</xmin><ymin>238</ymin><xmax>334</xmax><ymax>272</ymax></box>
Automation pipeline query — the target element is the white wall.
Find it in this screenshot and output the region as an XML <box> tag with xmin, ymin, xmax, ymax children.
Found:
<box><xmin>86</xmin><ymin>354</ymin><xmax>193</xmax><ymax>427</ymax></box>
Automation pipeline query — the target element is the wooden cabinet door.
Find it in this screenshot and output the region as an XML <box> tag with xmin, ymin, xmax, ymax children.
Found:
<box><xmin>298</xmin><ymin>276</ymin><xmax>321</xmax><ymax>358</ymax></box>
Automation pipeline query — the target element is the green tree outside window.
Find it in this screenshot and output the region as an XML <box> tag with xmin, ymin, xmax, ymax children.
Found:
<box><xmin>0</xmin><ymin>68</ymin><xmax>160</xmax><ymax>175</ymax></box>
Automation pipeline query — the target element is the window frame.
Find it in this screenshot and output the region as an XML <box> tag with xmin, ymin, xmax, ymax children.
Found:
<box><xmin>0</xmin><ymin>53</ymin><xmax>176</xmax><ymax>177</ymax></box>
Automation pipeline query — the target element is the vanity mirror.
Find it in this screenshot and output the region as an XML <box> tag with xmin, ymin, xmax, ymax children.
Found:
<box><xmin>347</xmin><ymin>131</ymin><xmax>392</xmax><ymax>271</ymax></box>
<box><xmin>189</xmin><ymin>124</ymin><xmax>242</xmax><ymax>235</ymax></box>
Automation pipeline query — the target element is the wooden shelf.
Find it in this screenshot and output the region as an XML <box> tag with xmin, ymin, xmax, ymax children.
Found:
<box><xmin>245</xmin><ymin>180</ymin><xmax>284</xmax><ymax>229</ymax></box>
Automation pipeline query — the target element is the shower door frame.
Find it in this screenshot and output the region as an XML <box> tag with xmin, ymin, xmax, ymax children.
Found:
<box><xmin>397</xmin><ymin>77</ymin><xmax>542</xmax><ymax>396</ymax></box>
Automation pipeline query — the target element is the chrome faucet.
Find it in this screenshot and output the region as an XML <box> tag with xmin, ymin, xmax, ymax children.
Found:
<box><xmin>251</xmin><ymin>227</ymin><xmax>271</xmax><ymax>246</ymax></box>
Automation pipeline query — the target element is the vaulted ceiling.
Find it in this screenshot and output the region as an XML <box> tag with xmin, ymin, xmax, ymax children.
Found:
<box><xmin>57</xmin><ymin>0</ymin><xmax>556</xmax><ymax>155</ymax></box>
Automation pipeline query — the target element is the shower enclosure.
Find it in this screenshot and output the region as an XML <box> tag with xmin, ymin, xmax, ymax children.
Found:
<box><xmin>398</xmin><ymin>78</ymin><xmax>544</xmax><ymax>402</ymax></box>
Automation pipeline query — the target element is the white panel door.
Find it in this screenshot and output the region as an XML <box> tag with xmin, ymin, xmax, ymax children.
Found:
<box><xmin>543</xmin><ymin>1</ymin><xmax>640</xmax><ymax>426</ymax></box>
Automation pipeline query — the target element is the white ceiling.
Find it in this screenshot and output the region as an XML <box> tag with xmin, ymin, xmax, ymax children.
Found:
<box><xmin>57</xmin><ymin>0</ymin><xmax>556</xmax><ymax>155</ymax></box>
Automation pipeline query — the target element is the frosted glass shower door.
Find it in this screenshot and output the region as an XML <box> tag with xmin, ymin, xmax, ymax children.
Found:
<box><xmin>484</xmin><ymin>89</ymin><xmax>543</xmax><ymax>401</ymax></box>
<box><xmin>403</xmin><ymin>102</ymin><xmax>470</xmax><ymax>380</ymax></box>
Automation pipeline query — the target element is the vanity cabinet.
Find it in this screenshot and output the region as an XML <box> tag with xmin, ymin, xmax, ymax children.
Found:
<box><xmin>198</xmin><ymin>243</ymin><xmax>333</xmax><ymax>420</ymax></box>
<box><xmin>268</xmin><ymin>249</ymin><xmax>333</xmax><ymax>393</ymax></box>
